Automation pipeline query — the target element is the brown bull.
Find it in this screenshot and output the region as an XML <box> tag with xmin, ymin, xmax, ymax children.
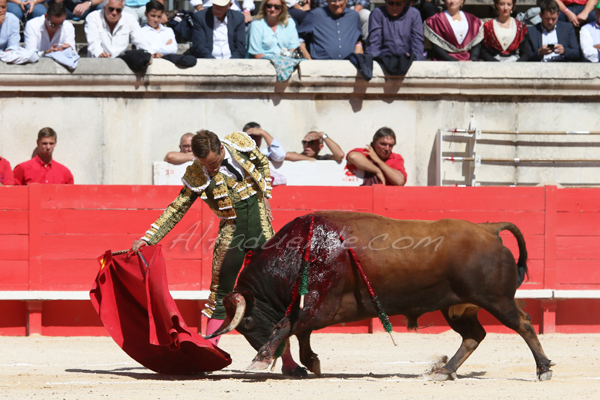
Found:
<box><xmin>208</xmin><ymin>212</ymin><xmax>553</xmax><ymax>381</ymax></box>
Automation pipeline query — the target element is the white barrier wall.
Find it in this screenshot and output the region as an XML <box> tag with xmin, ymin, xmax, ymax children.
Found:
<box><xmin>1</xmin><ymin>58</ymin><xmax>600</xmax><ymax>186</ymax></box>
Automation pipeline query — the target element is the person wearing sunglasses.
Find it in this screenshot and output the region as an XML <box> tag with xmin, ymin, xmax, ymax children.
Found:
<box><xmin>24</xmin><ymin>2</ymin><xmax>75</xmax><ymax>57</ymax></box>
<box><xmin>85</xmin><ymin>0</ymin><xmax>140</xmax><ymax>58</ymax></box>
<box><xmin>247</xmin><ymin>0</ymin><xmax>299</xmax><ymax>59</ymax></box>
<box><xmin>285</xmin><ymin>131</ymin><xmax>345</xmax><ymax>162</ymax></box>
<box><xmin>190</xmin><ymin>0</ymin><xmax>246</xmax><ymax>59</ymax></box>
<box><xmin>366</xmin><ymin>0</ymin><xmax>425</xmax><ymax>60</ymax></box>
<box><xmin>297</xmin><ymin>0</ymin><xmax>363</xmax><ymax>60</ymax></box>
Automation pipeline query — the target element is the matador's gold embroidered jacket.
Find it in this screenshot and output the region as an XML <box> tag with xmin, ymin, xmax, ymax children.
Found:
<box><xmin>141</xmin><ymin>132</ymin><xmax>273</xmax><ymax>245</ymax></box>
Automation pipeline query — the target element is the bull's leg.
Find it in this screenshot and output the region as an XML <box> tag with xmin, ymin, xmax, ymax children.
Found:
<box><xmin>484</xmin><ymin>299</ymin><xmax>553</xmax><ymax>381</ymax></box>
<box><xmin>432</xmin><ymin>306</ymin><xmax>486</xmax><ymax>381</ymax></box>
<box><xmin>247</xmin><ymin>318</ymin><xmax>292</xmax><ymax>371</ymax></box>
<box><xmin>297</xmin><ymin>330</ymin><xmax>321</xmax><ymax>377</ymax></box>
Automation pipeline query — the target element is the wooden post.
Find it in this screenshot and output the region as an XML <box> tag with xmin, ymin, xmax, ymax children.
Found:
<box><xmin>543</xmin><ymin>185</ymin><xmax>557</xmax><ymax>334</ymax></box>
<box><xmin>26</xmin><ymin>301</ymin><xmax>43</xmax><ymax>336</ymax></box>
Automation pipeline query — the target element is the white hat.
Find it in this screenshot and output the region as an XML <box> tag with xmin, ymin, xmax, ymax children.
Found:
<box><xmin>211</xmin><ymin>0</ymin><xmax>231</xmax><ymax>6</ymax></box>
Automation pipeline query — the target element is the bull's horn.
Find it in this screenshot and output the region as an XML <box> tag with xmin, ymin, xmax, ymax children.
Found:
<box><xmin>203</xmin><ymin>293</ymin><xmax>246</xmax><ymax>339</ymax></box>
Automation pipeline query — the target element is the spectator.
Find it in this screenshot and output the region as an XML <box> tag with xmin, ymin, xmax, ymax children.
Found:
<box><xmin>190</xmin><ymin>0</ymin><xmax>255</xmax><ymax>24</ymax></box>
<box><xmin>164</xmin><ymin>132</ymin><xmax>195</xmax><ymax>164</ymax></box>
<box><xmin>286</xmin><ymin>0</ymin><xmax>310</xmax><ymax>27</ymax></box>
<box><xmin>243</xmin><ymin>122</ymin><xmax>286</xmax><ymax>162</ymax></box>
<box><xmin>366</xmin><ymin>0</ymin><xmax>425</xmax><ymax>60</ymax></box>
<box><xmin>314</xmin><ymin>0</ymin><xmax>371</xmax><ymax>39</ymax></box>
<box><xmin>7</xmin><ymin>0</ymin><xmax>46</xmax><ymax>21</ymax></box>
<box><xmin>190</xmin><ymin>0</ymin><xmax>246</xmax><ymax>59</ymax></box>
<box><xmin>0</xmin><ymin>0</ymin><xmax>20</xmax><ymax>53</ymax></box>
<box><xmin>13</xmin><ymin>127</ymin><xmax>74</xmax><ymax>185</ymax></box>
<box><xmin>247</xmin><ymin>0</ymin><xmax>299</xmax><ymax>59</ymax></box>
<box><xmin>580</xmin><ymin>3</ymin><xmax>600</xmax><ymax>61</ymax></box>
<box><xmin>85</xmin><ymin>0</ymin><xmax>140</xmax><ymax>58</ymax></box>
<box><xmin>298</xmin><ymin>0</ymin><xmax>363</xmax><ymax>60</ymax></box>
<box><xmin>556</xmin><ymin>0</ymin><xmax>598</xmax><ymax>27</ymax></box>
<box><xmin>346</xmin><ymin>127</ymin><xmax>406</xmax><ymax>186</ymax></box>
<box><xmin>132</xmin><ymin>0</ymin><xmax>177</xmax><ymax>58</ymax></box>
<box><xmin>285</xmin><ymin>131</ymin><xmax>344</xmax><ymax>161</ymax></box>
<box><xmin>0</xmin><ymin>155</ymin><xmax>15</xmax><ymax>185</ymax></box>
<box><xmin>481</xmin><ymin>0</ymin><xmax>531</xmax><ymax>61</ymax></box>
<box><xmin>528</xmin><ymin>0</ymin><xmax>580</xmax><ymax>62</ymax></box>
<box><xmin>123</xmin><ymin>0</ymin><xmax>152</xmax><ymax>26</ymax></box>
<box><xmin>47</xmin><ymin>0</ymin><xmax>103</xmax><ymax>21</ymax></box>
<box><xmin>423</xmin><ymin>0</ymin><xmax>483</xmax><ymax>61</ymax></box>
<box><xmin>24</xmin><ymin>3</ymin><xmax>75</xmax><ymax>57</ymax></box>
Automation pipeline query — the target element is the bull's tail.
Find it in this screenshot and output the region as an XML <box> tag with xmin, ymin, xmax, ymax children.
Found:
<box><xmin>481</xmin><ymin>222</ymin><xmax>529</xmax><ymax>287</ymax></box>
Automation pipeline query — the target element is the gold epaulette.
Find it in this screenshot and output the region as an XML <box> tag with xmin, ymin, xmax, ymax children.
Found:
<box><xmin>222</xmin><ymin>131</ymin><xmax>256</xmax><ymax>153</ymax></box>
<box><xmin>181</xmin><ymin>160</ymin><xmax>211</xmax><ymax>193</ymax></box>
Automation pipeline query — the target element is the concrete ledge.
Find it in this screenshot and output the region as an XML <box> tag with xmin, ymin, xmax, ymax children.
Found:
<box><xmin>2</xmin><ymin>59</ymin><xmax>600</xmax><ymax>97</ymax></box>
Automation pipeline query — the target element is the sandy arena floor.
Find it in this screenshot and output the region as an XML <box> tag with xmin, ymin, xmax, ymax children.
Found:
<box><xmin>1</xmin><ymin>332</ymin><xmax>599</xmax><ymax>400</ymax></box>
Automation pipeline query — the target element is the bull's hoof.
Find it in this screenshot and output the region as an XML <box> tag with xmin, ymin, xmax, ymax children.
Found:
<box><xmin>308</xmin><ymin>357</ymin><xmax>321</xmax><ymax>377</ymax></box>
<box><xmin>247</xmin><ymin>359</ymin><xmax>271</xmax><ymax>371</ymax></box>
<box><xmin>538</xmin><ymin>370</ymin><xmax>553</xmax><ymax>381</ymax></box>
<box><xmin>429</xmin><ymin>371</ymin><xmax>457</xmax><ymax>381</ymax></box>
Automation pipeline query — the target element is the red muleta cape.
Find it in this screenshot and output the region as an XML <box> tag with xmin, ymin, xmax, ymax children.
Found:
<box><xmin>90</xmin><ymin>245</ymin><xmax>232</xmax><ymax>375</ymax></box>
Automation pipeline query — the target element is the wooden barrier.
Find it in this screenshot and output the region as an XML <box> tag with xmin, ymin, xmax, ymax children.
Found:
<box><xmin>1</xmin><ymin>184</ymin><xmax>600</xmax><ymax>336</ymax></box>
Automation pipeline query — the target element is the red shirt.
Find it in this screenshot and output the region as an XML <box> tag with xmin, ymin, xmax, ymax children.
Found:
<box><xmin>347</xmin><ymin>148</ymin><xmax>407</xmax><ymax>185</ymax></box>
<box><xmin>0</xmin><ymin>157</ymin><xmax>15</xmax><ymax>185</ymax></box>
<box><xmin>562</xmin><ymin>0</ymin><xmax>586</xmax><ymax>5</ymax></box>
<box><xmin>13</xmin><ymin>155</ymin><xmax>74</xmax><ymax>185</ymax></box>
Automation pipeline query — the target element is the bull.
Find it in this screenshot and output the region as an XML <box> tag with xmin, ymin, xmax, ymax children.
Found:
<box><xmin>207</xmin><ymin>212</ymin><xmax>553</xmax><ymax>381</ymax></box>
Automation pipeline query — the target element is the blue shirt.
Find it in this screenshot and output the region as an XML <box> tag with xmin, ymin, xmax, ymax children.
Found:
<box><xmin>298</xmin><ymin>7</ymin><xmax>362</xmax><ymax>60</ymax></box>
<box><xmin>315</xmin><ymin>0</ymin><xmax>370</xmax><ymax>9</ymax></box>
<box><xmin>247</xmin><ymin>18</ymin><xmax>300</xmax><ymax>57</ymax></box>
<box><xmin>366</xmin><ymin>6</ymin><xmax>425</xmax><ymax>60</ymax></box>
<box><xmin>0</xmin><ymin>13</ymin><xmax>20</xmax><ymax>52</ymax></box>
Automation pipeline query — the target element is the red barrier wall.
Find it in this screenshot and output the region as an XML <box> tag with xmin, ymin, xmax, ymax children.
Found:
<box><xmin>1</xmin><ymin>184</ymin><xmax>600</xmax><ymax>336</ymax></box>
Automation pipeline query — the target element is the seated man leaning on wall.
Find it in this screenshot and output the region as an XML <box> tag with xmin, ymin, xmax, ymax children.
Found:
<box><xmin>313</xmin><ymin>0</ymin><xmax>371</xmax><ymax>40</ymax></box>
<box><xmin>346</xmin><ymin>127</ymin><xmax>406</xmax><ymax>186</ymax></box>
<box><xmin>24</xmin><ymin>3</ymin><xmax>76</xmax><ymax>57</ymax></box>
<box><xmin>13</xmin><ymin>127</ymin><xmax>74</xmax><ymax>185</ymax></box>
<box><xmin>164</xmin><ymin>132</ymin><xmax>195</xmax><ymax>165</ymax></box>
<box><xmin>297</xmin><ymin>0</ymin><xmax>363</xmax><ymax>60</ymax></box>
<box><xmin>85</xmin><ymin>0</ymin><xmax>140</xmax><ymax>58</ymax></box>
<box><xmin>580</xmin><ymin>3</ymin><xmax>600</xmax><ymax>62</ymax></box>
<box><xmin>0</xmin><ymin>0</ymin><xmax>20</xmax><ymax>53</ymax></box>
<box><xmin>528</xmin><ymin>0</ymin><xmax>581</xmax><ymax>62</ymax></box>
<box><xmin>285</xmin><ymin>131</ymin><xmax>345</xmax><ymax>161</ymax></box>
<box><xmin>242</xmin><ymin>122</ymin><xmax>286</xmax><ymax>163</ymax></box>
<box><xmin>366</xmin><ymin>0</ymin><xmax>425</xmax><ymax>60</ymax></box>
<box><xmin>189</xmin><ymin>0</ymin><xmax>246</xmax><ymax>59</ymax></box>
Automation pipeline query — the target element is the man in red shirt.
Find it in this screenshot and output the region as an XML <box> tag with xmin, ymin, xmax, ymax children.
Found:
<box><xmin>346</xmin><ymin>127</ymin><xmax>407</xmax><ymax>186</ymax></box>
<box><xmin>0</xmin><ymin>156</ymin><xmax>15</xmax><ymax>185</ymax></box>
<box><xmin>13</xmin><ymin>127</ymin><xmax>74</xmax><ymax>185</ymax></box>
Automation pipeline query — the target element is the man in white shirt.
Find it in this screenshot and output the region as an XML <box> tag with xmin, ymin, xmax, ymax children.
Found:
<box><xmin>85</xmin><ymin>0</ymin><xmax>140</xmax><ymax>58</ymax></box>
<box><xmin>190</xmin><ymin>0</ymin><xmax>246</xmax><ymax>59</ymax></box>
<box><xmin>24</xmin><ymin>3</ymin><xmax>76</xmax><ymax>56</ymax></box>
<box><xmin>242</xmin><ymin>122</ymin><xmax>286</xmax><ymax>162</ymax></box>
<box><xmin>580</xmin><ymin>3</ymin><xmax>600</xmax><ymax>62</ymax></box>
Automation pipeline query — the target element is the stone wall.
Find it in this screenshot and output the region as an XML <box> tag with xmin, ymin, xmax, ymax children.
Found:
<box><xmin>1</xmin><ymin>58</ymin><xmax>599</xmax><ymax>186</ymax></box>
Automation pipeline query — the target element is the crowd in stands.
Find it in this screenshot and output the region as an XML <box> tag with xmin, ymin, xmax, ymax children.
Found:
<box><xmin>2</xmin><ymin>0</ymin><xmax>600</xmax><ymax>67</ymax></box>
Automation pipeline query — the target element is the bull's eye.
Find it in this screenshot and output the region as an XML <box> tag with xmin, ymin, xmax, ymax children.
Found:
<box><xmin>242</xmin><ymin>317</ymin><xmax>254</xmax><ymax>330</ymax></box>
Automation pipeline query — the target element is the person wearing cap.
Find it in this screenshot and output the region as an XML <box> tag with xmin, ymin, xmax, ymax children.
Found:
<box><xmin>190</xmin><ymin>0</ymin><xmax>255</xmax><ymax>24</ymax></box>
<box><xmin>285</xmin><ymin>131</ymin><xmax>345</xmax><ymax>162</ymax></box>
<box><xmin>580</xmin><ymin>2</ymin><xmax>600</xmax><ymax>61</ymax></box>
<box><xmin>190</xmin><ymin>0</ymin><xmax>246</xmax><ymax>59</ymax></box>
